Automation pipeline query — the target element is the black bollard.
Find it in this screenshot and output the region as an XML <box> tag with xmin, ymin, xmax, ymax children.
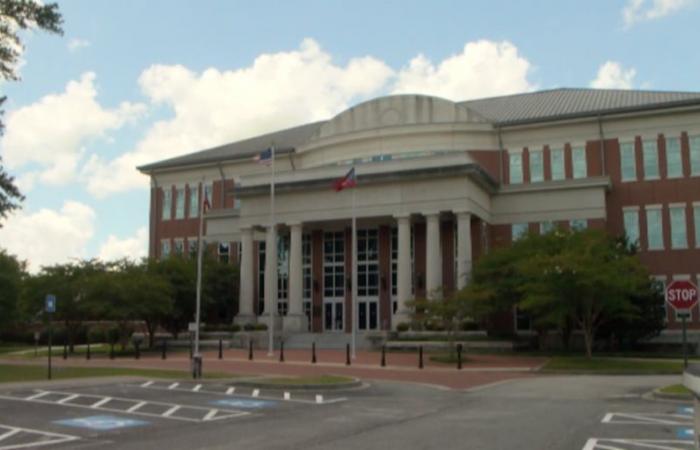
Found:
<box><xmin>418</xmin><ymin>346</ymin><xmax>423</xmax><ymax>369</ymax></box>
<box><xmin>109</xmin><ymin>342</ymin><xmax>115</xmax><ymax>360</ymax></box>
<box><xmin>279</xmin><ymin>341</ymin><xmax>284</xmax><ymax>362</ymax></box>
<box><xmin>161</xmin><ymin>340</ymin><xmax>167</xmax><ymax>360</ymax></box>
<box><xmin>86</xmin><ymin>341</ymin><xmax>90</xmax><ymax>360</ymax></box>
<box><xmin>456</xmin><ymin>344</ymin><xmax>463</xmax><ymax>370</ymax></box>
<box><xmin>346</xmin><ymin>343</ymin><xmax>351</xmax><ymax>366</ymax></box>
<box><xmin>248</xmin><ymin>340</ymin><xmax>253</xmax><ymax>361</ymax></box>
<box><xmin>312</xmin><ymin>342</ymin><xmax>317</xmax><ymax>364</ymax></box>
<box><xmin>189</xmin><ymin>334</ymin><xmax>193</xmax><ymax>359</ymax></box>
<box><xmin>218</xmin><ymin>339</ymin><xmax>223</xmax><ymax>360</ymax></box>
<box><xmin>135</xmin><ymin>342</ymin><xmax>140</xmax><ymax>360</ymax></box>
<box><xmin>63</xmin><ymin>342</ymin><xmax>67</xmax><ymax>360</ymax></box>
<box><xmin>381</xmin><ymin>345</ymin><xmax>386</xmax><ymax>367</ymax></box>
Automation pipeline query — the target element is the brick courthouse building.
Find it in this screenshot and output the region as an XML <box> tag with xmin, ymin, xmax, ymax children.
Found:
<box><xmin>138</xmin><ymin>89</ymin><xmax>700</xmax><ymax>336</ymax></box>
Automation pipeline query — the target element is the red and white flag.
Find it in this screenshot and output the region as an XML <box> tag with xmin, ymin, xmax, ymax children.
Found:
<box><xmin>333</xmin><ymin>167</ymin><xmax>357</xmax><ymax>192</ymax></box>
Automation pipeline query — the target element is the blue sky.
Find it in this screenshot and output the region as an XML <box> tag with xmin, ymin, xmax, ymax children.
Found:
<box><xmin>0</xmin><ymin>0</ymin><xmax>698</xmax><ymax>271</ymax></box>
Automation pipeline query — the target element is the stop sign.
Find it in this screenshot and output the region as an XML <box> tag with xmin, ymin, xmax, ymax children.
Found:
<box><xmin>666</xmin><ymin>280</ymin><xmax>699</xmax><ymax>311</ymax></box>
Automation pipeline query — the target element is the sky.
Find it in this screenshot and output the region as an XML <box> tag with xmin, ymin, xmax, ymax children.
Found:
<box><xmin>0</xmin><ymin>0</ymin><xmax>698</xmax><ymax>272</ymax></box>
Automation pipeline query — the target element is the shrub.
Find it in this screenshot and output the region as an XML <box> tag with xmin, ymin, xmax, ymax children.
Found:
<box><xmin>254</xmin><ymin>323</ymin><xmax>268</xmax><ymax>331</ymax></box>
<box><xmin>203</xmin><ymin>323</ymin><xmax>241</xmax><ymax>333</ymax></box>
<box><xmin>243</xmin><ymin>323</ymin><xmax>256</xmax><ymax>331</ymax></box>
<box><xmin>88</xmin><ymin>328</ymin><xmax>106</xmax><ymax>343</ymax></box>
<box><xmin>396</xmin><ymin>323</ymin><xmax>410</xmax><ymax>332</ymax></box>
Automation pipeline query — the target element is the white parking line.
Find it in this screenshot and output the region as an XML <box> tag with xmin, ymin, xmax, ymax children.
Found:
<box><xmin>583</xmin><ymin>437</ymin><xmax>693</xmax><ymax>450</ymax></box>
<box><xmin>193</xmin><ymin>384</ymin><xmax>202</xmax><ymax>392</ymax></box>
<box><xmin>203</xmin><ymin>409</ymin><xmax>219</xmax><ymax>421</ymax></box>
<box><xmin>24</xmin><ymin>391</ymin><xmax>50</xmax><ymax>401</ymax></box>
<box><xmin>315</xmin><ymin>395</ymin><xmax>323</xmax><ymax>404</ymax></box>
<box><xmin>162</xmin><ymin>405</ymin><xmax>181</xmax><ymax>417</ymax></box>
<box><xmin>127</xmin><ymin>401</ymin><xmax>147</xmax><ymax>413</ymax></box>
<box><xmin>252</xmin><ymin>389</ymin><xmax>260</xmax><ymax>398</ymax></box>
<box><xmin>226</xmin><ymin>387</ymin><xmax>235</xmax><ymax>395</ymax></box>
<box><xmin>91</xmin><ymin>397</ymin><xmax>112</xmax><ymax>408</ymax></box>
<box><xmin>56</xmin><ymin>394</ymin><xmax>79</xmax><ymax>404</ymax></box>
<box><xmin>168</xmin><ymin>382</ymin><xmax>179</xmax><ymax>390</ymax></box>
<box><xmin>602</xmin><ymin>412</ymin><xmax>692</xmax><ymax>426</ymax></box>
<box><xmin>0</xmin><ymin>424</ymin><xmax>79</xmax><ymax>450</ymax></box>
<box><xmin>284</xmin><ymin>392</ymin><xmax>291</xmax><ymax>401</ymax></box>
<box><xmin>141</xmin><ymin>381</ymin><xmax>154</xmax><ymax>388</ymax></box>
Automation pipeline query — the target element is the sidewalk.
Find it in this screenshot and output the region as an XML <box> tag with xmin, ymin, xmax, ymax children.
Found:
<box><xmin>1</xmin><ymin>349</ymin><xmax>547</xmax><ymax>390</ymax></box>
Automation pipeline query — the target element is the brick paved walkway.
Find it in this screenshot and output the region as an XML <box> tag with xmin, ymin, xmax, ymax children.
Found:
<box><xmin>2</xmin><ymin>349</ymin><xmax>547</xmax><ymax>390</ymax></box>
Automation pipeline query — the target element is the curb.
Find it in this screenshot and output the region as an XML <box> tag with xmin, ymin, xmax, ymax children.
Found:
<box><xmin>229</xmin><ymin>376</ymin><xmax>363</xmax><ymax>391</ymax></box>
<box><xmin>651</xmin><ymin>387</ymin><xmax>693</xmax><ymax>401</ymax></box>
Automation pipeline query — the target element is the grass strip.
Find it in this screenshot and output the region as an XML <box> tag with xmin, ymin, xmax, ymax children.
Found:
<box><xmin>659</xmin><ymin>383</ymin><xmax>692</xmax><ymax>395</ymax></box>
<box><xmin>541</xmin><ymin>356</ymin><xmax>684</xmax><ymax>374</ymax></box>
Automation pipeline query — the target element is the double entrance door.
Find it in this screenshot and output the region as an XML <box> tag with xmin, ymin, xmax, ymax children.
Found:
<box><xmin>322</xmin><ymin>229</ymin><xmax>380</xmax><ymax>332</ymax></box>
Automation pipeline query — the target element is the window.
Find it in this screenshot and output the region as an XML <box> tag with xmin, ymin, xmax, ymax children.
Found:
<box><xmin>666</xmin><ymin>137</ymin><xmax>683</xmax><ymax>179</ymax></box>
<box><xmin>204</xmin><ymin>184</ymin><xmax>213</xmax><ymax>208</ymax></box>
<box><xmin>670</xmin><ymin>205</ymin><xmax>687</xmax><ymax>249</ymax></box>
<box><xmin>623</xmin><ymin>209</ymin><xmax>640</xmax><ymax>245</ymax></box>
<box><xmin>646</xmin><ymin>207</ymin><xmax>663</xmax><ymax>250</ymax></box>
<box><xmin>161</xmin><ymin>240</ymin><xmax>171</xmax><ymax>258</ymax></box>
<box><xmin>551</xmin><ymin>148</ymin><xmax>565</xmax><ymax>180</ymax></box>
<box><xmin>652</xmin><ymin>276</ymin><xmax>668</xmax><ymax>323</ymax></box>
<box><xmin>162</xmin><ymin>188</ymin><xmax>172</xmax><ymax>220</ymax></box>
<box><xmin>234</xmin><ymin>198</ymin><xmax>242</xmax><ymax>210</ymax></box>
<box><xmin>570</xmin><ymin>219</ymin><xmax>587</xmax><ymax>231</ymax></box>
<box><xmin>572</xmin><ymin>147</ymin><xmax>587</xmax><ymax>179</ymax></box>
<box><xmin>302</xmin><ymin>234</ymin><xmax>312</xmax><ymax>300</ymax></box>
<box><xmin>188</xmin><ymin>239</ymin><xmax>198</xmax><ymax>258</ymax></box>
<box><xmin>691</xmin><ymin>136</ymin><xmax>700</xmax><ymax>176</ymax></box>
<box><xmin>175</xmin><ymin>188</ymin><xmax>185</xmax><ymax>219</ymax></box>
<box><xmin>512</xmin><ymin>223</ymin><xmax>528</xmax><ymax>241</ymax></box>
<box><xmin>529</xmin><ymin>150</ymin><xmax>543</xmax><ymax>182</ymax></box>
<box><xmin>539</xmin><ymin>221</ymin><xmax>554</xmax><ymax>234</ymax></box>
<box><xmin>619</xmin><ymin>142</ymin><xmax>636</xmax><ymax>181</ymax></box>
<box><xmin>323</xmin><ymin>231</ymin><xmax>345</xmax><ymax>298</ymax></box>
<box><xmin>390</xmin><ymin>227</ymin><xmax>398</xmax><ymax>298</ymax></box>
<box><xmin>218</xmin><ymin>242</ymin><xmax>230</xmax><ymax>263</ymax></box>
<box><xmin>189</xmin><ymin>186</ymin><xmax>199</xmax><ymax>218</ymax></box>
<box><xmin>357</xmin><ymin>229</ymin><xmax>379</xmax><ymax>297</ymax></box>
<box><xmin>509</xmin><ymin>151</ymin><xmax>523</xmax><ymax>184</ymax></box>
<box><xmin>695</xmin><ymin>204</ymin><xmax>700</xmax><ymax>248</ymax></box>
<box><xmin>174</xmin><ymin>240</ymin><xmax>184</xmax><ymax>255</ymax></box>
<box><xmin>643</xmin><ymin>139</ymin><xmax>659</xmax><ymax>179</ymax></box>
<box><xmin>277</xmin><ymin>235</ymin><xmax>289</xmax><ymax>315</ymax></box>
<box><xmin>258</xmin><ymin>241</ymin><xmax>265</xmax><ymax>313</ymax></box>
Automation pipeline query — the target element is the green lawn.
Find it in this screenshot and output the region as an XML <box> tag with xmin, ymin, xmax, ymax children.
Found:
<box><xmin>255</xmin><ymin>375</ymin><xmax>355</xmax><ymax>385</ymax></box>
<box><xmin>0</xmin><ymin>344</ymin><xmax>34</xmax><ymax>355</ymax></box>
<box><xmin>659</xmin><ymin>384</ymin><xmax>692</xmax><ymax>395</ymax></box>
<box><xmin>0</xmin><ymin>364</ymin><xmax>232</xmax><ymax>383</ymax></box>
<box><xmin>429</xmin><ymin>353</ymin><xmax>473</xmax><ymax>364</ymax></box>
<box><xmin>542</xmin><ymin>356</ymin><xmax>684</xmax><ymax>374</ymax></box>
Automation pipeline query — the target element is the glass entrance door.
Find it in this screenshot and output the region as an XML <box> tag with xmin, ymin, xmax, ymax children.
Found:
<box><xmin>323</xmin><ymin>231</ymin><xmax>345</xmax><ymax>332</ymax></box>
<box><xmin>358</xmin><ymin>229</ymin><xmax>380</xmax><ymax>330</ymax></box>
<box><xmin>324</xmin><ymin>300</ymin><xmax>344</xmax><ymax>332</ymax></box>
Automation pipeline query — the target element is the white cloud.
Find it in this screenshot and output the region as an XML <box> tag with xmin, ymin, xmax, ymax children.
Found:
<box><xmin>590</xmin><ymin>61</ymin><xmax>637</xmax><ymax>89</ymax></box>
<box><xmin>0</xmin><ymin>72</ymin><xmax>146</xmax><ymax>189</ymax></box>
<box><xmin>67</xmin><ymin>38</ymin><xmax>91</xmax><ymax>52</ymax></box>
<box><xmin>83</xmin><ymin>38</ymin><xmax>394</xmax><ymax>197</ymax></box>
<box><xmin>623</xmin><ymin>0</ymin><xmax>695</xmax><ymax>27</ymax></box>
<box><xmin>391</xmin><ymin>40</ymin><xmax>536</xmax><ymax>100</ymax></box>
<box><xmin>98</xmin><ymin>226</ymin><xmax>148</xmax><ymax>261</ymax></box>
<box><xmin>0</xmin><ymin>201</ymin><xmax>96</xmax><ymax>273</ymax></box>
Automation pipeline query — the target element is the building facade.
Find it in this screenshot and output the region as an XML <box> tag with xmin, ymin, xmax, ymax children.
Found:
<box><xmin>138</xmin><ymin>89</ymin><xmax>700</xmax><ymax>334</ymax></box>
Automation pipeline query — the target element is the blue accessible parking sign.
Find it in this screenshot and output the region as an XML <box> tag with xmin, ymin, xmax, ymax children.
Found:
<box><xmin>54</xmin><ymin>415</ymin><xmax>149</xmax><ymax>430</ymax></box>
<box><xmin>45</xmin><ymin>294</ymin><xmax>56</xmax><ymax>313</ymax></box>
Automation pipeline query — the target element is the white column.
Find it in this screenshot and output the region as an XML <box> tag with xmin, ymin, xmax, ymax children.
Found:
<box><xmin>425</xmin><ymin>213</ymin><xmax>442</xmax><ymax>299</ymax></box>
<box><xmin>287</xmin><ymin>223</ymin><xmax>303</xmax><ymax>315</ymax></box>
<box><xmin>396</xmin><ymin>215</ymin><xmax>412</xmax><ymax>324</ymax></box>
<box><xmin>235</xmin><ymin>227</ymin><xmax>255</xmax><ymax>323</ymax></box>
<box><xmin>264</xmin><ymin>225</ymin><xmax>278</xmax><ymax>318</ymax></box>
<box><xmin>455</xmin><ymin>212</ymin><xmax>472</xmax><ymax>290</ymax></box>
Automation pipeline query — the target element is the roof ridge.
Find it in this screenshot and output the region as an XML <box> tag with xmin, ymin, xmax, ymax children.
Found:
<box><xmin>460</xmin><ymin>87</ymin><xmax>700</xmax><ymax>104</ymax></box>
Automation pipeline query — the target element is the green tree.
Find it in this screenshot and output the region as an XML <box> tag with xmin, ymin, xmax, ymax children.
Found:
<box><xmin>0</xmin><ymin>0</ymin><xmax>63</xmax><ymax>224</ymax></box>
<box><xmin>151</xmin><ymin>256</ymin><xmax>197</xmax><ymax>338</ymax></box>
<box><xmin>0</xmin><ymin>248</ymin><xmax>24</xmax><ymax>329</ymax></box>
<box><xmin>203</xmin><ymin>258</ymin><xmax>238</xmax><ymax>324</ymax></box>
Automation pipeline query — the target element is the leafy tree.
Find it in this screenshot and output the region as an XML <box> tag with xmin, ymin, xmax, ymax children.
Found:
<box><xmin>0</xmin><ymin>0</ymin><xmax>63</xmax><ymax>224</ymax></box>
<box><xmin>0</xmin><ymin>248</ymin><xmax>24</xmax><ymax>329</ymax></box>
<box><xmin>151</xmin><ymin>256</ymin><xmax>198</xmax><ymax>338</ymax></box>
<box><xmin>203</xmin><ymin>258</ymin><xmax>238</xmax><ymax>324</ymax></box>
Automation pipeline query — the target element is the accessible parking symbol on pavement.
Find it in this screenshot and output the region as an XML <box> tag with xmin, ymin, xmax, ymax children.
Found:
<box><xmin>212</xmin><ymin>398</ymin><xmax>277</xmax><ymax>409</ymax></box>
<box><xmin>54</xmin><ymin>415</ymin><xmax>149</xmax><ymax>431</ymax></box>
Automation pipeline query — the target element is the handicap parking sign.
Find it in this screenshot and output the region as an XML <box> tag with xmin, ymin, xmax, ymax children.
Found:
<box><xmin>213</xmin><ymin>398</ymin><xmax>277</xmax><ymax>409</ymax></box>
<box><xmin>55</xmin><ymin>415</ymin><xmax>149</xmax><ymax>430</ymax></box>
<box><xmin>45</xmin><ymin>294</ymin><xmax>56</xmax><ymax>313</ymax></box>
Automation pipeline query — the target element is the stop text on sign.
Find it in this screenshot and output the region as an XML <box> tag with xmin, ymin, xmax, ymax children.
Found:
<box><xmin>668</xmin><ymin>288</ymin><xmax>698</xmax><ymax>303</ymax></box>
<box><xmin>666</xmin><ymin>280</ymin><xmax>699</xmax><ymax>311</ymax></box>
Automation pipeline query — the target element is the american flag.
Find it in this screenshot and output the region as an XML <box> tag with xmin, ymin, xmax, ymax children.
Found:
<box><xmin>254</xmin><ymin>147</ymin><xmax>273</xmax><ymax>165</ymax></box>
<box><xmin>203</xmin><ymin>187</ymin><xmax>211</xmax><ymax>212</ymax></box>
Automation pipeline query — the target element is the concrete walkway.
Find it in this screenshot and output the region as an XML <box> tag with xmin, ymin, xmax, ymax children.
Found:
<box><xmin>0</xmin><ymin>349</ymin><xmax>547</xmax><ymax>390</ymax></box>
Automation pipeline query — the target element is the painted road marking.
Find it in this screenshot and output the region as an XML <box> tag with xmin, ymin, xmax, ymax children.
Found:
<box><xmin>602</xmin><ymin>412</ymin><xmax>692</xmax><ymax>426</ymax></box>
<box><xmin>212</xmin><ymin>398</ymin><xmax>277</xmax><ymax>409</ymax></box>
<box><xmin>56</xmin><ymin>394</ymin><xmax>79</xmax><ymax>404</ymax></box>
<box><xmin>203</xmin><ymin>409</ymin><xmax>219</xmax><ymax>421</ymax></box>
<box><xmin>0</xmin><ymin>390</ymin><xmax>249</xmax><ymax>423</ymax></box>
<box><xmin>168</xmin><ymin>382</ymin><xmax>179</xmax><ymax>390</ymax></box>
<box><xmin>55</xmin><ymin>415</ymin><xmax>149</xmax><ymax>431</ymax></box>
<box><xmin>193</xmin><ymin>384</ymin><xmax>202</xmax><ymax>392</ymax></box>
<box><xmin>679</xmin><ymin>407</ymin><xmax>694</xmax><ymax>416</ymax></box>
<box><xmin>140</xmin><ymin>381</ymin><xmax>154</xmax><ymax>388</ymax></box>
<box><xmin>284</xmin><ymin>392</ymin><xmax>290</xmax><ymax>401</ymax></box>
<box><xmin>91</xmin><ymin>397</ymin><xmax>112</xmax><ymax>408</ymax></box>
<box><xmin>676</xmin><ymin>428</ymin><xmax>694</xmax><ymax>440</ymax></box>
<box><xmin>0</xmin><ymin>424</ymin><xmax>79</xmax><ymax>450</ymax></box>
<box><xmin>24</xmin><ymin>391</ymin><xmax>50</xmax><ymax>401</ymax></box>
<box><xmin>316</xmin><ymin>395</ymin><xmax>323</xmax><ymax>404</ymax></box>
<box><xmin>582</xmin><ymin>438</ymin><xmax>693</xmax><ymax>449</ymax></box>
<box><xmin>133</xmin><ymin>381</ymin><xmax>348</xmax><ymax>405</ymax></box>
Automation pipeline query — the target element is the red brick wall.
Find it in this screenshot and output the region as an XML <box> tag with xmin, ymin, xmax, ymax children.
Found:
<box><xmin>468</xmin><ymin>150</ymin><xmax>502</xmax><ymax>182</ymax></box>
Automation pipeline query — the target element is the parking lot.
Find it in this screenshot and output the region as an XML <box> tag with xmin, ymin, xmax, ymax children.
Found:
<box><xmin>0</xmin><ymin>374</ymin><xmax>694</xmax><ymax>449</ymax></box>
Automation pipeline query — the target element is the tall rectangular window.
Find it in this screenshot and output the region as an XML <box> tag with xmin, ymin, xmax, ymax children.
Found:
<box><xmin>512</xmin><ymin>223</ymin><xmax>528</xmax><ymax>241</ymax></box>
<box><xmin>174</xmin><ymin>240</ymin><xmax>184</xmax><ymax>255</ymax></box>
<box><xmin>694</xmin><ymin>204</ymin><xmax>700</xmax><ymax>248</ymax></box>
<box><xmin>218</xmin><ymin>242</ymin><xmax>230</xmax><ymax>263</ymax></box>
<box><xmin>670</xmin><ymin>205</ymin><xmax>687</xmax><ymax>249</ymax></box>
<box><xmin>691</xmin><ymin>136</ymin><xmax>700</xmax><ymax>176</ymax></box>
<box><xmin>643</xmin><ymin>139</ymin><xmax>659</xmax><ymax>179</ymax></box>
<box><xmin>666</xmin><ymin>137</ymin><xmax>682</xmax><ymax>178</ymax></box>
<box><xmin>623</xmin><ymin>209</ymin><xmax>640</xmax><ymax>246</ymax></box>
<box><xmin>189</xmin><ymin>186</ymin><xmax>199</xmax><ymax>218</ymax></box>
<box><xmin>539</xmin><ymin>221</ymin><xmax>554</xmax><ymax>234</ymax></box>
<box><xmin>530</xmin><ymin>150</ymin><xmax>543</xmax><ymax>182</ymax></box>
<box><xmin>509</xmin><ymin>152</ymin><xmax>523</xmax><ymax>184</ymax></box>
<box><xmin>572</xmin><ymin>147</ymin><xmax>587</xmax><ymax>179</ymax></box>
<box><xmin>204</xmin><ymin>184</ymin><xmax>213</xmax><ymax>207</ymax></box>
<box><xmin>619</xmin><ymin>142</ymin><xmax>636</xmax><ymax>181</ymax></box>
<box><xmin>162</xmin><ymin>188</ymin><xmax>172</xmax><ymax>220</ymax></box>
<box><xmin>161</xmin><ymin>240</ymin><xmax>171</xmax><ymax>258</ymax></box>
<box><xmin>570</xmin><ymin>219</ymin><xmax>587</xmax><ymax>231</ymax></box>
<box><xmin>550</xmin><ymin>148</ymin><xmax>564</xmax><ymax>180</ymax></box>
<box><xmin>646</xmin><ymin>207</ymin><xmax>663</xmax><ymax>250</ymax></box>
<box><xmin>175</xmin><ymin>187</ymin><xmax>185</xmax><ymax>219</ymax></box>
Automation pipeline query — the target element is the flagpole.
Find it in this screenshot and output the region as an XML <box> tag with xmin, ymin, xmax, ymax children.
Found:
<box><xmin>351</xmin><ymin>173</ymin><xmax>357</xmax><ymax>359</ymax></box>
<box><xmin>193</xmin><ymin>177</ymin><xmax>205</xmax><ymax>378</ymax></box>
<box><xmin>268</xmin><ymin>144</ymin><xmax>276</xmax><ymax>357</ymax></box>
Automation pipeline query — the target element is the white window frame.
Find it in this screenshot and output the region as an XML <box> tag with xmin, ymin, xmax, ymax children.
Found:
<box><xmin>645</xmin><ymin>204</ymin><xmax>664</xmax><ymax>251</ymax></box>
<box><xmin>187</xmin><ymin>238</ymin><xmax>198</xmax><ymax>258</ymax></box>
<box><xmin>529</xmin><ymin>149</ymin><xmax>544</xmax><ymax>183</ymax></box>
<box><xmin>669</xmin><ymin>203</ymin><xmax>688</xmax><ymax>250</ymax></box>
<box><xmin>622</xmin><ymin>206</ymin><xmax>640</xmax><ymax>246</ymax></box>
<box><xmin>189</xmin><ymin>185</ymin><xmax>199</xmax><ymax>218</ymax></box>
<box><xmin>173</xmin><ymin>239</ymin><xmax>184</xmax><ymax>256</ymax></box>
<box><xmin>550</xmin><ymin>147</ymin><xmax>565</xmax><ymax>181</ymax></box>
<box><xmin>161</xmin><ymin>239</ymin><xmax>171</xmax><ymax>258</ymax></box>
<box><xmin>162</xmin><ymin>188</ymin><xmax>172</xmax><ymax>221</ymax></box>
<box><xmin>539</xmin><ymin>221</ymin><xmax>554</xmax><ymax>235</ymax></box>
<box><xmin>175</xmin><ymin>187</ymin><xmax>185</xmax><ymax>219</ymax></box>
<box><xmin>508</xmin><ymin>150</ymin><xmax>523</xmax><ymax>184</ymax></box>
<box><xmin>642</xmin><ymin>138</ymin><xmax>660</xmax><ymax>180</ymax></box>
<box><xmin>572</xmin><ymin>146</ymin><xmax>587</xmax><ymax>179</ymax></box>
<box><xmin>619</xmin><ymin>141</ymin><xmax>637</xmax><ymax>182</ymax></box>
<box><xmin>512</xmin><ymin>223</ymin><xmax>528</xmax><ymax>241</ymax></box>
<box><xmin>665</xmin><ymin>136</ymin><xmax>683</xmax><ymax>179</ymax></box>
<box><xmin>570</xmin><ymin>219</ymin><xmax>587</xmax><ymax>231</ymax></box>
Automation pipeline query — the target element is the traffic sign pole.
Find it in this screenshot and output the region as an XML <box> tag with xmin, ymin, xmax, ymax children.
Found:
<box><xmin>45</xmin><ymin>294</ymin><xmax>56</xmax><ymax>381</ymax></box>
<box><xmin>665</xmin><ymin>280</ymin><xmax>698</xmax><ymax>367</ymax></box>
<box><xmin>682</xmin><ymin>313</ymin><xmax>688</xmax><ymax>369</ymax></box>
